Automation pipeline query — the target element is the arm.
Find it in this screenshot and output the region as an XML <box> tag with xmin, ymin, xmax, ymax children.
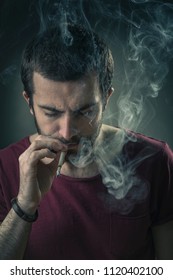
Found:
<box><xmin>152</xmin><ymin>220</ymin><xmax>173</xmax><ymax>259</ymax></box>
<box><xmin>0</xmin><ymin>135</ymin><xmax>67</xmax><ymax>259</ymax></box>
<box><xmin>0</xmin><ymin>210</ymin><xmax>32</xmax><ymax>260</ymax></box>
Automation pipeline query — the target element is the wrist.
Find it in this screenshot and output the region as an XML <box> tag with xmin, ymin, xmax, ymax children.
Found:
<box><xmin>17</xmin><ymin>196</ymin><xmax>39</xmax><ymax>216</ymax></box>
<box><xmin>11</xmin><ymin>197</ymin><xmax>38</xmax><ymax>223</ymax></box>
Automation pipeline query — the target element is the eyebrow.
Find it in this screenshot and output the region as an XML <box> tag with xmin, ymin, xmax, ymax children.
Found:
<box><xmin>38</xmin><ymin>102</ymin><xmax>98</xmax><ymax>113</ymax></box>
<box><xmin>38</xmin><ymin>105</ymin><xmax>63</xmax><ymax>113</ymax></box>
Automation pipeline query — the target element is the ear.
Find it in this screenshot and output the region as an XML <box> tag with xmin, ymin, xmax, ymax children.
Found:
<box><xmin>104</xmin><ymin>87</ymin><xmax>114</xmax><ymax>108</ymax></box>
<box><xmin>22</xmin><ymin>91</ymin><xmax>34</xmax><ymax>115</ymax></box>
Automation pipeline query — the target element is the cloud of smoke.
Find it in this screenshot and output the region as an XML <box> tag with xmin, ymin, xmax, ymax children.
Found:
<box><xmin>117</xmin><ymin>2</ymin><xmax>173</xmax><ymax>131</ymax></box>
<box><xmin>37</xmin><ymin>0</ymin><xmax>92</xmax><ymax>45</ymax></box>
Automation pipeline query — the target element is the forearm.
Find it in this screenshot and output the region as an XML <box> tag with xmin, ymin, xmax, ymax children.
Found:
<box><xmin>0</xmin><ymin>208</ymin><xmax>32</xmax><ymax>260</ymax></box>
<box><xmin>0</xmin><ymin>135</ymin><xmax>63</xmax><ymax>260</ymax></box>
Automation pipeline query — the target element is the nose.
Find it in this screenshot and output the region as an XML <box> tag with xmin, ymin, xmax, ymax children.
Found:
<box><xmin>58</xmin><ymin>113</ymin><xmax>78</xmax><ymax>142</ymax></box>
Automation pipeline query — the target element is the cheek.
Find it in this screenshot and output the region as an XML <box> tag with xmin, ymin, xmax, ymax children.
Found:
<box><xmin>35</xmin><ymin>113</ymin><xmax>58</xmax><ymax>135</ymax></box>
<box><xmin>45</xmin><ymin>123</ymin><xmax>57</xmax><ymax>134</ymax></box>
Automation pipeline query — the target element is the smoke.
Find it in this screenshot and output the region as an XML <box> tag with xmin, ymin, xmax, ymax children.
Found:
<box><xmin>131</xmin><ymin>0</ymin><xmax>150</xmax><ymax>3</ymax></box>
<box><xmin>94</xmin><ymin>129</ymin><xmax>153</xmax><ymax>213</ymax></box>
<box><xmin>67</xmin><ymin>128</ymin><xmax>152</xmax><ymax>214</ymax></box>
<box><xmin>117</xmin><ymin>2</ymin><xmax>173</xmax><ymax>131</ymax></box>
<box><xmin>36</xmin><ymin>0</ymin><xmax>92</xmax><ymax>45</ymax></box>
<box><xmin>68</xmin><ymin>137</ymin><xmax>94</xmax><ymax>168</ymax></box>
<box><xmin>32</xmin><ymin>0</ymin><xmax>173</xmax><ymax>212</ymax></box>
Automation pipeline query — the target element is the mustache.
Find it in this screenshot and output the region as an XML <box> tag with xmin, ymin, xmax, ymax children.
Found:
<box><xmin>58</xmin><ymin>137</ymin><xmax>80</xmax><ymax>146</ymax></box>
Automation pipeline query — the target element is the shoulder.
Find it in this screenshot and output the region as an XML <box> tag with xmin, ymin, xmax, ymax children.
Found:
<box><xmin>100</xmin><ymin>125</ymin><xmax>173</xmax><ymax>171</ymax></box>
<box><xmin>125</xmin><ymin>130</ymin><xmax>167</xmax><ymax>151</ymax></box>
<box><xmin>101</xmin><ymin>124</ymin><xmax>169</xmax><ymax>154</ymax></box>
<box><xmin>124</xmin><ymin>130</ymin><xmax>173</xmax><ymax>164</ymax></box>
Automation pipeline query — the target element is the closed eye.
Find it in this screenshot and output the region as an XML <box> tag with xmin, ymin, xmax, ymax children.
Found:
<box><xmin>79</xmin><ymin>107</ymin><xmax>98</xmax><ymax>119</ymax></box>
<box><xmin>80</xmin><ymin>110</ymin><xmax>94</xmax><ymax>117</ymax></box>
<box><xmin>44</xmin><ymin>111</ymin><xmax>62</xmax><ymax>117</ymax></box>
<box><xmin>38</xmin><ymin>105</ymin><xmax>63</xmax><ymax>118</ymax></box>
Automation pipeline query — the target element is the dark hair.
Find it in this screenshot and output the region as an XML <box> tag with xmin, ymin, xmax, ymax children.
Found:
<box><xmin>21</xmin><ymin>24</ymin><xmax>114</xmax><ymax>102</ymax></box>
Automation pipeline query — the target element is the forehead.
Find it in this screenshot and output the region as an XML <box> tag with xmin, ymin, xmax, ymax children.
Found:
<box><xmin>33</xmin><ymin>72</ymin><xmax>101</xmax><ymax>103</ymax></box>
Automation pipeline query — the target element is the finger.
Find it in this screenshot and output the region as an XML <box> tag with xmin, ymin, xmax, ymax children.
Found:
<box><xmin>29</xmin><ymin>139</ymin><xmax>67</xmax><ymax>154</ymax></box>
<box><xmin>21</xmin><ymin>148</ymin><xmax>57</xmax><ymax>167</ymax></box>
<box><xmin>34</xmin><ymin>135</ymin><xmax>78</xmax><ymax>150</ymax></box>
<box><xmin>29</xmin><ymin>148</ymin><xmax>56</xmax><ymax>164</ymax></box>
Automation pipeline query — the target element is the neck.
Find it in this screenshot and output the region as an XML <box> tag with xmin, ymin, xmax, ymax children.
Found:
<box><xmin>61</xmin><ymin>160</ymin><xmax>99</xmax><ymax>178</ymax></box>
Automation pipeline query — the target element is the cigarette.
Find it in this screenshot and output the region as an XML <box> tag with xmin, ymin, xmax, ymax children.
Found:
<box><xmin>56</xmin><ymin>151</ymin><xmax>66</xmax><ymax>176</ymax></box>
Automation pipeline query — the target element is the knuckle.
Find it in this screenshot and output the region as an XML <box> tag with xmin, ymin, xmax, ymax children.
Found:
<box><xmin>45</xmin><ymin>148</ymin><xmax>51</xmax><ymax>154</ymax></box>
<box><xmin>19</xmin><ymin>153</ymin><xmax>27</xmax><ymax>164</ymax></box>
<box><xmin>33</xmin><ymin>140</ymin><xmax>40</xmax><ymax>148</ymax></box>
<box><xmin>35</xmin><ymin>134</ymin><xmax>42</xmax><ymax>140</ymax></box>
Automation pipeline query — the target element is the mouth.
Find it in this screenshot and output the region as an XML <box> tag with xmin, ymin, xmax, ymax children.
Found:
<box><xmin>64</xmin><ymin>142</ymin><xmax>79</xmax><ymax>153</ymax></box>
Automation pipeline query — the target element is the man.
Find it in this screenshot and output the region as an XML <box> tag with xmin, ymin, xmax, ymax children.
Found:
<box><xmin>0</xmin><ymin>24</ymin><xmax>173</xmax><ymax>260</ymax></box>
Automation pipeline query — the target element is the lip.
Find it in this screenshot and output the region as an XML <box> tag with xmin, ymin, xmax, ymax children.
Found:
<box><xmin>65</xmin><ymin>142</ymin><xmax>79</xmax><ymax>147</ymax></box>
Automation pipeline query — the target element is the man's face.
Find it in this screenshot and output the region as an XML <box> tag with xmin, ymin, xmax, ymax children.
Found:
<box><xmin>25</xmin><ymin>72</ymin><xmax>109</xmax><ymax>165</ymax></box>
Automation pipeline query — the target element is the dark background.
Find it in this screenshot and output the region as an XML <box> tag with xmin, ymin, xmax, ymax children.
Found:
<box><xmin>0</xmin><ymin>0</ymin><xmax>173</xmax><ymax>149</ymax></box>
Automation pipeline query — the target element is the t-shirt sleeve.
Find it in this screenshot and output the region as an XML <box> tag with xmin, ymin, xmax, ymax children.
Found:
<box><xmin>0</xmin><ymin>188</ymin><xmax>8</xmax><ymax>222</ymax></box>
<box><xmin>151</xmin><ymin>142</ymin><xmax>173</xmax><ymax>226</ymax></box>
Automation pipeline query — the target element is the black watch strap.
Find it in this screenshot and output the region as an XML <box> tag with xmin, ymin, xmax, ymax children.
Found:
<box><xmin>11</xmin><ymin>198</ymin><xmax>38</xmax><ymax>223</ymax></box>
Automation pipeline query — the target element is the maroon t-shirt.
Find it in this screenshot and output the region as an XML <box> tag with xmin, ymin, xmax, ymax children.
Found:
<box><xmin>0</xmin><ymin>131</ymin><xmax>173</xmax><ymax>259</ymax></box>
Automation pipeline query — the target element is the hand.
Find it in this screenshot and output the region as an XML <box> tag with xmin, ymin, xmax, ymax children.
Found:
<box><xmin>17</xmin><ymin>135</ymin><xmax>67</xmax><ymax>214</ymax></box>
